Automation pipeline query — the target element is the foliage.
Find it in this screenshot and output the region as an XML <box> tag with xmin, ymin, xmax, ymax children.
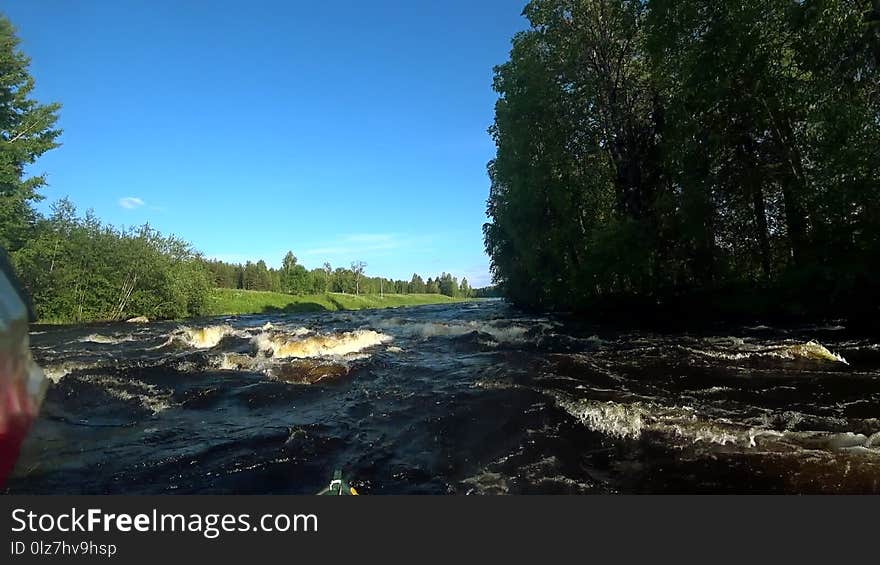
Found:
<box><xmin>0</xmin><ymin>15</ymin><xmax>61</xmax><ymax>253</ymax></box>
<box><xmin>472</xmin><ymin>285</ymin><xmax>502</xmax><ymax>298</ymax></box>
<box><xmin>203</xmin><ymin>254</ymin><xmax>474</xmax><ymax>299</ymax></box>
<box><xmin>485</xmin><ymin>0</ymin><xmax>880</xmax><ymax>318</ymax></box>
<box><xmin>13</xmin><ymin>199</ymin><xmax>212</xmax><ymax>322</ymax></box>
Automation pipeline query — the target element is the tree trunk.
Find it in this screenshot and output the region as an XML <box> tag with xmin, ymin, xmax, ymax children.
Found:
<box><xmin>741</xmin><ymin>135</ymin><xmax>771</xmax><ymax>279</ymax></box>
<box><xmin>752</xmin><ymin>183</ymin><xmax>772</xmax><ymax>279</ymax></box>
<box><xmin>762</xmin><ymin>98</ymin><xmax>809</xmax><ymax>266</ymax></box>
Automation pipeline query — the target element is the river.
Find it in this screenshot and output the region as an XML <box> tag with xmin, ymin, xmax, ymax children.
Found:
<box><xmin>7</xmin><ymin>300</ymin><xmax>880</xmax><ymax>494</ymax></box>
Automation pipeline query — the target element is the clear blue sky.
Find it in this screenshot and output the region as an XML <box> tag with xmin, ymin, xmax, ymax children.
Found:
<box><xmin>4</xmin><ymin>0</ymin><xmax>528</xmax><ymax>287</ymax></box>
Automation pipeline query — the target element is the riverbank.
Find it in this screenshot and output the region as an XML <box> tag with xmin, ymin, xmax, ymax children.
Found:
<box><xmin>535</xmin><ymin>280</ymin><xmax>880</xmax><ymax>332</ymax></box>
<box><xmin>205</xmin><ymin>288</ymin><xmax>469</xmax><ymax>316</ymax></box>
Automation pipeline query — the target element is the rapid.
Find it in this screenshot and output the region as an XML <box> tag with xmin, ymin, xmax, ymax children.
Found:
<box><xmin>7</xmin><ymin>300</ymin><xmax>880</xmax><ymax>494</ymax></box>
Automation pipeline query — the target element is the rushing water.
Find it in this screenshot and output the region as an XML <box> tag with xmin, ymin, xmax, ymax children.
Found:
<box><xmin>7</xmin><ymin>300</ymin><xmax>880</xmax><ymax>494</ymax></box>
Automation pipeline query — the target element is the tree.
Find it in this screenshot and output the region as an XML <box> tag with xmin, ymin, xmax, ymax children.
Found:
<box><xmin>460</xmin><ymin>277</ymin><xmax>471</xmax><ymax>298</ymax></box>
<box><xmin>13</xmin><ymin>199</ymin><xmax>212</xmax><ymax>322</ymax></box>
<box><xmin>351</xmin><ymin>260</ymin><xmax>366</xmax><ymax>295</ymax></box>
<box><xmin>484</xmin><ymin>0</ymin><xmax>880</xmax><ymax>318</ymax></box>
<box><xmin>409</xmin><ymin>273</ymin><xmax>425</xmax><ymax>293</ymax></box>
<box><xmin>438</xmin><ymin>272</ymin><xmax>458</xmax><ymax>297</ymax></box>
<box><xmin>282</xmin><ymin>251</ymin><xmax>297</xmax><ymax>272</ymax></box>
<box><xmin>0</xmin><ymin>16</ymin><xmax>62</xmax><ymax>253</ymax></box>
<box><xmin>425</xmin><ymin>277</ymin><xmax>439</xmax><ymax>294</ymax></box>
<box><xmin>279</xmin><ymin>251</ymin><xmax>309</xmax><ymax>294</ymax></box>
<box><xmin>333</xmin><ymin>267</ymin><xmax>355</xmax><ymax>293</ymax></box>
<box><xmin>323</xmin><ymin>262</ymin><xmax>333</xmax><ymax>292</ymax></box>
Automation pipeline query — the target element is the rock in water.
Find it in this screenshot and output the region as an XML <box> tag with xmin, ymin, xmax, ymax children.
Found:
<box><xmin>126</xmin><ymin>316</ymin><xmax>149</xmax><ymax>323</ymax></box>
<box><xmin>270</xmin><ymin>360</ymin><xmax>351</xmax><ymax>384</ymax></box>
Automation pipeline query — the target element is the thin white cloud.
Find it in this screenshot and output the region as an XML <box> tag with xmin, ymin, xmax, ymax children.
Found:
<box><xmin>119</xmin><ymin>197</ymin><xmax>145</xmax><ymax>210</ymax></box>
<box><xmin>302</xmin><ymin>233</ymin><xmax>405</xmax><ymax>258</ymax></box>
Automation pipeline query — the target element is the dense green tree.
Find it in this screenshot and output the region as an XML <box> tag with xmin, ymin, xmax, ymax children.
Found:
<box><xmin>408</xmin><ymin>273</ymin><xmax>425</xmax><ymax>293</ymax></box>
<box><xmin>459</xmin><ymin>277</ymin><xmax>471</xmax><ymax>298</ymax></box>
<box><xmin>202</xmin><ymin>259</ymin><xmax>241</xmax><ymax>288</ymax></box>
<box><xmin>332</xmin><ymin>267</ymin><xmax>355</xmax><ymax>293</ymax></box>
<box><xmin>12</xmin><ymin>200</ymin><xmax>211</xmax><ymax>321</ymax></box>
<box><xmin>437</xmin><ymin>272</ymin><xmax>459</xmax><ymax>297</ymax></box>
<box><xmin>485</xmin><ymin>0</ymin><xmax>880</xmax><ymax>317</ymax></box>
<box><xmin>279</xmin><ymin>251</ymin><xmax>310</xmax><ymax>294</ymax></box>
<box><xmin>0</xmin><ymin>16</ymin><xmax>62</xmax><ymax>253</ymax></box>
<box><xmin>425</xmin><ymin>277</ymin><xmax>439</xmax><ymax>294</ymax></box>
<box><xmin>472</xmin><ymin>285</ymin><xmax>502</xmax><ymax>298</ymax></box>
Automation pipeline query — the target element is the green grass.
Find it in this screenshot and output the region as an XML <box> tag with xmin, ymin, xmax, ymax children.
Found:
<box><xmin>205</xmin><ymin>288</ymin><xmax>468</xmax><ymax>316</ymax></box>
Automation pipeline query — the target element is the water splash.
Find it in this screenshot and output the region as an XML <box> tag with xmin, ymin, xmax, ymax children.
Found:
<box><xmin>179</xmin><ymin>325</ymin><xmax>236</xmax><ymax>349</ymax></box>
<box><xmin>253</xmin><ymin>329</ymin><xmax>392</xmax><ymax>359</ymax></box>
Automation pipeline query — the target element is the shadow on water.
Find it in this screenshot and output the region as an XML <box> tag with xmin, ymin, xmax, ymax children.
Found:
<box><xmin>261</xmin><ymin>302</ymin><xmax>328</xmax><ymax>314</ymax></box>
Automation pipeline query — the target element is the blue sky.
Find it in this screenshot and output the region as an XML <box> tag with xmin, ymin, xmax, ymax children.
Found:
<box><xmin>4</xmin><ymin>1</ymin><xmax>528</xmax><ymax>287</ymax></box>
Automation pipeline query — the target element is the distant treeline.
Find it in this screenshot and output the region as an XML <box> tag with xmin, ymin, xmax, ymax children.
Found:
<box><xmin>0</xmin><ymin>15</ymin><xmax>473</xmax><ymax>323</ymax></box>
<box><xmin>201</xmin><ymin>255</ymin><xmax>473</xmax><ymax>299</ymax></box>
<box><xmin>471</xmin><ymin>285</ymin><xmax>501</xmax><ymax>298</ymax></box>
<box><xmin>485</xmin><ymin>0</ymin><xmax>880</xmax><ymax>320</ymax></box>
<box><xmin>7</xmin><ymin>197</ymin><xmax>474</xmax><ymax>323</ymax></box>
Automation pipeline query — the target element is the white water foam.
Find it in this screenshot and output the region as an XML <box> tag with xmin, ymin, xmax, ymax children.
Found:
<box><xmin>74</xmin><ymin>374</ymin><xmax>173</xmax><ymax>414</ymax></box>
<box><xmin>553</xmin><ymin>392</ymin><xmax>880</xmax><ymax>457</ymax></box>
<box><xmin>553</xmin><ymin>393</ymin><xmax>756</xmax><ymax>446</ymax></box>
<box><xmin>178</xmin><ymin>325</ymin><xmax>237</xmax><ymax>349</ymax></box>
<box><xmin>43</xmin><ymin>362</ymin><xmax>94</xmax><ymax>383</ymax></box>
<box><xmin>376</xmin><ymin>318</ymin><xmax>532</xmax><ymax>343</ymax></box>
<box><xmin>79</xmin><ymin>333</ymin><xmax>136</xmax><ymax>345</ymax></box>
<box><xmin>253</xmin><ymin>329</ymin><xmax>392</xmax><ymax>359</ymax></box>
<box><xmin>687</xmin><ymin>340</ymin><xmax>848</xmax><ymax>365</ymax></box>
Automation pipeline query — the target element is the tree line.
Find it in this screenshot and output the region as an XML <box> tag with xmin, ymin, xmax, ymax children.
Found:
<box><xmin>0</xmin><ymin>15</ymin><xmax>472</xmax><ymax>323</ymax></box>
<box><xmin>484</xmin><ymin>0</ymin><xmax>880</xmax><ymax>319</ymax></box>
<box><xmin>8</xmin><ymin>197</ymin><xmax>474</xmax><ymax>322</ymax></box>
<box><xmin>202</xmin><ymin>255</ymin><xmax>473</xmax><ymax>299</ymax></box>
<box><xmin>11</xmin><ymin>199</ymin><xmax>212</xmax><ymax>322</ymax></box>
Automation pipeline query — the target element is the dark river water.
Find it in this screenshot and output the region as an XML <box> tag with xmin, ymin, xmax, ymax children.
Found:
<box><xmin>7</xmin><ymin>300</ymin><xmax>880</xmax><ymax>494</ymax></box>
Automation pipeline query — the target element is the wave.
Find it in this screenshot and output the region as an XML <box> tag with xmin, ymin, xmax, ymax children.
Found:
<box><xmin>217</xmin><ymin>352</ymin><xmax>260</xmax><ymax>371</ymax></box>
<box><xmin>216</xmin><ymin>352</ymin><xmax>355</xmax><ymax>384</ymax></box>
<box><xmin>553</xmin><ymin>392</ymin><xmax>880</xmax><ymax>459</ymax></box>
<box><xmin>79</xmin><ymin>333</ymin><xmax>136</xmax><ymax>345</ymax></box>
<box><xmin>176</xmin><ymin>327</ymin><xmax>393</xmax><ymax>383</ymax></box>
<box><xmin>687</xmin><ymin>340</ymin><xmax>848</xmax><ymax>365</ymax></box>
<box><xmin>179</xmin><ymin>325</ymin><xmax>237</xmax><ymax>349</ymax></box>
<box><xmin>553</xmin><ymin>393</ymin><xmax>760</xmax><ymax>446</ymax></box>
<box><xmin>253</xmin><ymin>329</ymin><xmax>392</xmax><ymax>359</ymax></box>
<box><xmin>43</xmin><ymin>361</ymin><xmax>95</xmax><ymax>383</ymax></box>
<box><xmin>376</xmin><ymin>318</ymin><xmax>533</xmax><ymax>343</ymax></box>
<box><xmin>558</xmin><ymin>397</ymin><xmax>648</xmax><ymax>439</ymax></box>
<box><xmin>72</xmin><ymin>374</ymin><xmax>173</xmax><ymax>414</ymax></box>
<box><xmin>771</xmin><ymin>430</ymin><xmax>880</xmax><ymax>454</ymax></box>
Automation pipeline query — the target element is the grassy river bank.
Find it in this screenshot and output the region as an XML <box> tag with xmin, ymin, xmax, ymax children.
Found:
<box><xmin>204</xmin><ymin>288</ymin><xmax>470</xmax><ymax>317</ymax></box>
